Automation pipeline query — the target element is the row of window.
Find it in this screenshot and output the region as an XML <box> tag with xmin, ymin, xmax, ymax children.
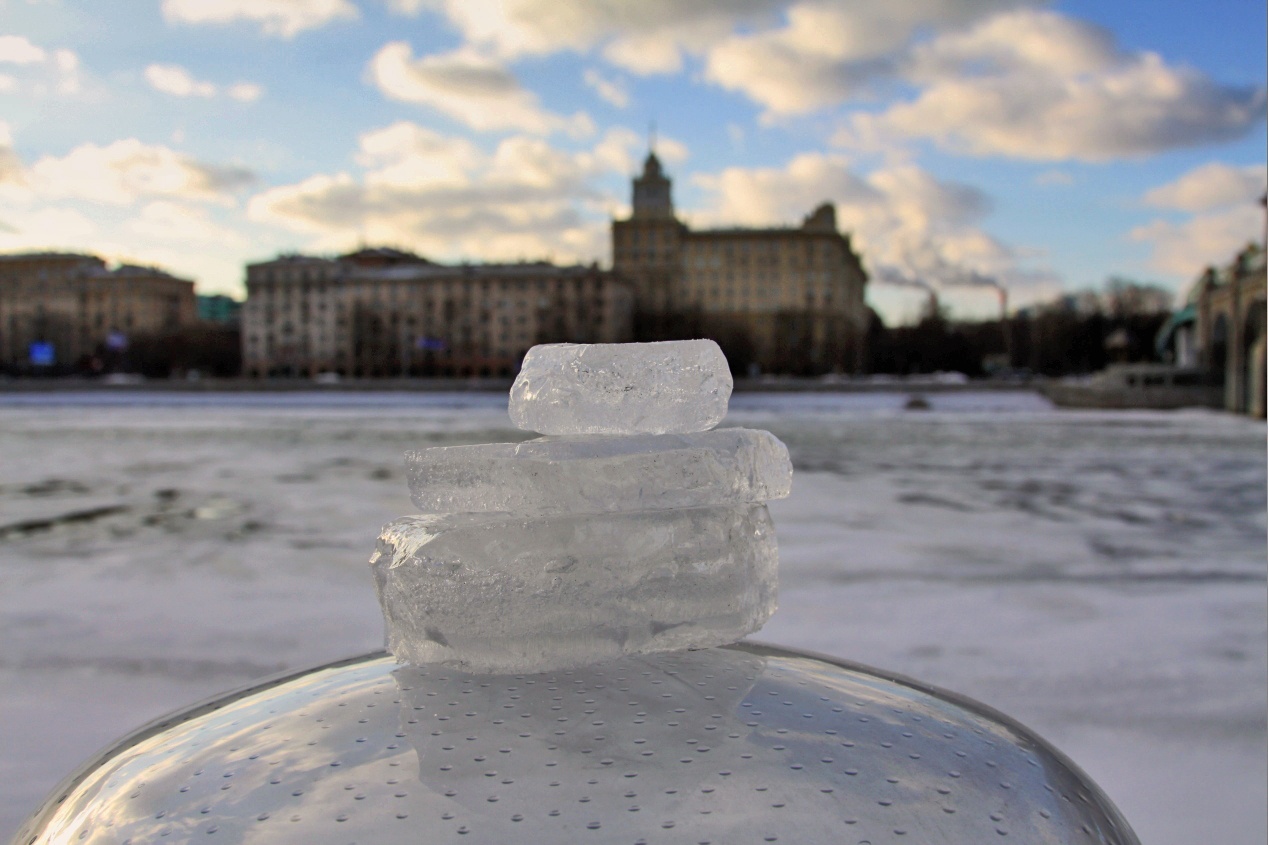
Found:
<box><xmin>250</xmin><ymin>274</ymin><xmax>610</xmax><ymax>292</ymax></box>
<box><xmin>616</xmin><ymin>242</ymin><xmax>848</xmax><ymax>267</ymax></box>
<box><xmin>249</xmin><ymin>291</ymin><xmax>620</xmax><ymax>311</ymax></box>
<box><xmin>686</xmin><ymin>268</ymin><xmax>843</xmax><ymax>284</ymax></box>
<box><xmin>248</xmin><ymin>323</ymin><xmax>565</xmax><ymax>358</ymax></box>
<box><xmin>252</xmin><ymin>308</ymin><xmax>604</xmax><ymax>340</ymax></box>
<box><xmin>252</xmin><ymin>297</ymin><xmax>617</xmax><ymax>320</ymax></box>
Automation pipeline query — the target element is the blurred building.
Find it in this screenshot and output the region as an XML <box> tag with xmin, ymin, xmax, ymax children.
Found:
<box><xmin>0</xmin><ymin>252</ymin><xmax>196</xmax><ymax>374</ymax></box>
<box><xmin>612</xmin><ymin>153</ymin><xmax>870</xmax><ymax>374</ymax></box>
<box><xmin>196</xmin><ymin>294</ymin><xmax>243</xmax><ymax>325</ymax></box>
<box><xmin>1193</xmin><ymin>243</ymin><xmax>1266</xmax><ymax>416</ymax></box>
<box><xmin>242</xmin><ymin>249</ymin><xmax>633</xmax><ymax>377</ymax></box>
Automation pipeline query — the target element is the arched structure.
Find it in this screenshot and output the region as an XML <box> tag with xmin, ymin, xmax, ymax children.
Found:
<box><xmin>1242</xmin><ymin>298</ymin><xmax>1266</xmax><ymax>416</ymax></box>
<box><xmin>1196</xmin><ymin>244</ymin><xmax>1266</xmax><ymax>417</ymax></box>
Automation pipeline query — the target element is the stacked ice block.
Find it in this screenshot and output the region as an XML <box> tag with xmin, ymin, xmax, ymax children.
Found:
<box><xmin>370</xmin><ymin>339</ymin><xmax>793</xmax><ymax>673</ymax></box>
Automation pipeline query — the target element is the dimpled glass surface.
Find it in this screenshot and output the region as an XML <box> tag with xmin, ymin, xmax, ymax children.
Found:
<box><xmin>371</xmin><ymin>506</ymin><xmax>778</xmax><ymax>673</ymax></box>
<box><xmin>508</xmin><ymin>341</ymin><xmax>733</xmax><ymax>436</ymax></box>
<box><xmin>16</xmin><ymin>644</ymin><xmax>1139</xmax><ymax>845</ymax></box>
<box><xmin>405</xmin><ymin>429</ymin><xmax>792</xmax><ymax>517</ymax></box>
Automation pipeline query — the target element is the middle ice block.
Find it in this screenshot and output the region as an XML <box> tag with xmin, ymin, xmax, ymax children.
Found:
<box><xmin>406</xmin><ymin>428</ymin><xmax>792</xmax><ymax>516</ymax></box>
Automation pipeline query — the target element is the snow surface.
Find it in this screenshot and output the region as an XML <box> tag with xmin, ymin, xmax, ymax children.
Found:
<box><xmin>0</xmin><ymin>390</ymin><xmax>1264</xmax><ymax>845</ymax></box>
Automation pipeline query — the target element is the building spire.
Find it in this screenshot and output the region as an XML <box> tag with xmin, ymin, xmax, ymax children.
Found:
<box><xmin>631</xmin><ymin>126</ymin><xmax>672</xmax><ymax>219</ymax></box>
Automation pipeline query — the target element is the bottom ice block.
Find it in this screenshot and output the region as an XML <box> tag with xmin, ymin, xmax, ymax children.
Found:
<box><xmin>370</xmin><ymin>505</ymin><xmax>778</xmax><ymax>672</ymax></box>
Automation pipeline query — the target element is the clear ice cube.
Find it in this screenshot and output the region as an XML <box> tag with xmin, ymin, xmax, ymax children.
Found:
<box><xmin>509</xmin><ymin>340</ymin><xmax>733</xmax><ymax>435</ymax></box>
<box><xmin>406</xmin><ymin>428</ymin><xmax>791</xmax><ymax>516</ymax></box>
<box><xmin>370</xmin><ymin>505</ymin><xmax>778</xmax><ymax>673</ymax></box>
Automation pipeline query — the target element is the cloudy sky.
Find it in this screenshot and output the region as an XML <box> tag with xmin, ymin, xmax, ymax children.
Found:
<box><xmin>1</xmin><ymin>0</ymin><xmax>1264</xmax><ymax>322</ymax></box>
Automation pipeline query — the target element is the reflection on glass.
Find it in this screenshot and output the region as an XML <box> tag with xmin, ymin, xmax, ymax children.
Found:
<box><xmin>20</xmin><ymin>646</ymin><xmax>1136</xmax><ymax>845</ymax></box>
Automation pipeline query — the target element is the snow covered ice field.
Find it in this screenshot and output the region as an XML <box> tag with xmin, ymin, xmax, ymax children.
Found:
<box><xmin>0</xmin><ymin>390</ymin><xmax>1264</xmax><ymax>845</ymax></box>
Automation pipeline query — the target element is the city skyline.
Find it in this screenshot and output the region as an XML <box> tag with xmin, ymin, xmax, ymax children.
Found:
<box><xmin>1</xmin><ymin>0</ymin><xmax>1264</xmax><ymax>324</ymax></box>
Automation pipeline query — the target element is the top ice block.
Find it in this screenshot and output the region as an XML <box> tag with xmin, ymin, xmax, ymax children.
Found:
<box><xmin>509</xmin><ymin>339</ymin><xmax>733</xmax><ymax>435</ymax></box>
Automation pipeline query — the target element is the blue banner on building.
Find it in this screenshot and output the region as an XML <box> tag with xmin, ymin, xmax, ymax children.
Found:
<box><xmin>29</xmin><ymin>342</ymin><xmax>55</xmax><ymax>366</ymax></box>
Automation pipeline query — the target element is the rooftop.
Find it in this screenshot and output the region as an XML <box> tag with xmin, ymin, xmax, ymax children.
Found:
<box><xmin>0</xmin><ymin>251</ymin><xmax>104</xmax><ymax>263</ymax></box>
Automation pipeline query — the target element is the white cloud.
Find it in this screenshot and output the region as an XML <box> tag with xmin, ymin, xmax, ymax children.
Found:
<box><xmin>128</xmin><ymin>200</ymin><xmax>249</xmax><ymax>246</ymax></box>
<box><xmin>704</xmin><ymin>0</ymin><xmax>1022</xmax><ymax>115</ymax></box>
<box><xmin>226</xmin><ymin>82</ymin><xmax>263</xmax><ymax>102</ymax></box>
<box><xmin>653</xmin><ymin>136</ymin><xmax>689</xmax><ymax>166</ymax></box>
<box><xmin>388</xmin><ymin>1</ymin><xmax>1021</xmax><ymax>96</ymax></box>
<box><xmin>1143</xmin><ymin>162</ymin><xmax>1267</xmax><ymax>213</ymax></box>
<box><xmin>690</xmin><ymin>153</ymin><xmax>879</xmax><ymax>227</ymax></box>
<box><xmin>601</xmin><ymin>29</ymin><xmax>704</xmax><ymax>75</ymax></box>
<box><xmin>144</xmin><ymin>63</ymin><xmax>263</xmax><ymax>102</ymax></box>
<box><xmin>689</xmin><ymin>154</ymin><xmax>995</xmax><ymax>241</ymax></box>
<box><xmin>247</xmin><ymin>121</ymin><xmax>659</xmax><ymax>262</ymax></box>
<box><xmin>51</xmin><ymin>48</ymin><xmax>79</xmax><ymax>93</ymax></box>
<box><xmin>0</xmin><ymin>206</ymin><xmax>98</xmax><ymax>251</ymax></box>
<box><xmin>1133</xmin><ymin>161</ymin><xmax>1267</xmax><ymax>278</ymax></box>
<box><xmin>0</xmin><ymin>37</ymin><xmax>82</xmax><ymax>96</ymax></box>
<box><xmin>355</xmin><ymin>121</ymin><xmax>483</xmax><ymax>187</ymax></box>
<box><xmin>386</xmin><ymin>2</ymin><xmax>1263</xmax><ymax>162</ymax></box>
<box><xmin>574</xmin><ymin>125</ymin><xmax>688</xmax><ymax>180</ymax></box>
<box><xmin>0</xmin><ymin>122</ymin><xmax>21</xmax><ymax>183</ymax></box>
<box><xmin>583</xmin><ymin>68</ymin><xmax>628</xmax><ymax>108</ymax></box>
<box><xmin>1131</xmin><ymin>207</ymin><xmax>1264</xmax><ymax>279</ymax></box>
<box><xmin>383</xmin><ymin>0</ymin><xmax>1264</xmax><ymax>165</ymax></box>
<box><xmin>2</xmin><ymin>138</ymin><xmax>255</xmax><ymax>206</ymax></box>
<box><xmin>1035</xmin><ymin>170</ymin><xmax>1073</xmax><ymax>187</ymax></box>
<box><xmin>0</xmin><ymin>124</ymin><xmax>285</xmax><ymax>296</ymax></box>
<box><xmin>388</xmin><ymin>0</ymin><xmax>786</xmax><ymax>72</ymax></box>
<box><xmin>690</xmin><ymin>152</ymin><xmax>1058</xmax><ymax>308</ymax></box>
<box><xmin>839</xmin><ymin>9</ymin><xmax>1267</xmax><ymax>161</ymax></box>
<box><xmin>161</xmin><ymin>0</ymin><xmax>358</xmax><ymax>38</ymax></box>
<box><xmin>0</xmin><ymin>34</ymin><xmax>47</xmax><ymax>64</ymax></box>
<box><xmin>145</xmin><ymin>63</ymin><xmax>216</xmax><ymax>97</ymax></box>
<box><xmin>588</xmin><ymin>127</ymin><xmax>641</xmax><ymax>177</ymax></box>
<box><xmin>368</xmin><ymin>42</ymin><xmax>593</xmax><ymax>136</ymax></box>
<box><xmin>0</xmin><ymin>201</ymin><xmax>263</xmax><ymax>295</ymax></box>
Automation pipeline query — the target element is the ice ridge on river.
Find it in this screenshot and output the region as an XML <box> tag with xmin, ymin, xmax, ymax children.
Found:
<box><xmin>370</xmin><ymin>340</ymin><xmax>791</xmax><ymax>672</ymax></box>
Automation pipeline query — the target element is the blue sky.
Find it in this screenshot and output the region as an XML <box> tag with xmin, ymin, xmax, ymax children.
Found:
<box><xmin>1</xmin><ymin>0</ymin><xmax>1264</xmax><ymax>323</ymax></box>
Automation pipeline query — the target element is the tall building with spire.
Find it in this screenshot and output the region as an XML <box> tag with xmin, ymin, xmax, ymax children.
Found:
<box><xmin>611</xmin><ymin>152</ymin><xmax>685</xmax><ymax>325</ymax></box>
<box><xmin>612</xmin><ymin>153</ymin><xmax>869</xmax><ymax>374</ymax></box>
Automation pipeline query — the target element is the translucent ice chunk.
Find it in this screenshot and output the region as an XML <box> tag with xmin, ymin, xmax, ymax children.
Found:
<box><xmin>509</xmin><ymin>340</ymin><xmax>733</xmax><ymax>435</ymax></box>
<box><xmin>405</xmin><ymin>428</ymin><xmax>791</xmax><ymax>516</ymax></box>
<box><xmin>370</xmin><ymin>505</ymin><xmax>778</xmax><ymax>673</ymax></box>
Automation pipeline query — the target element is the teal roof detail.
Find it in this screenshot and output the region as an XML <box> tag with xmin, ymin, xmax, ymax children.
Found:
<box><xmin>1155</xmin><ymin>303</ymin><xmax>1197</xmax><ymax>358</ymax></box>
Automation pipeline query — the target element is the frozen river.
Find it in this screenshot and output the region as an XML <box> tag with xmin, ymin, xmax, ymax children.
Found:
<box><xmin>0</xmin><ymin>390</ymin><xmax>1264</xmax><ymax>844</ymax></box>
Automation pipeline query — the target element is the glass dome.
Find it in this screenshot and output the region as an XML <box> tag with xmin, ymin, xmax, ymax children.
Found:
<box><xmin>16</xmin><ymin>642</ymin><xmax>1138</xmax><ymax>845</ymax></box>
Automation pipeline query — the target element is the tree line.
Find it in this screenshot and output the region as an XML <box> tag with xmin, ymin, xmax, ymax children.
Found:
<box><xmin>866</xmin><ymin>277</ymin><xmax>1174</xmax><ymax>378</ymax></box>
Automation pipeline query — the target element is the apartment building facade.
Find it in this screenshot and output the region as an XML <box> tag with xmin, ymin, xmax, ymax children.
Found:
<box><xmin>242</xmin><ymin>248</ymin><xmax>634</xmax><ymax>377</ymax></box>
<box><xmin>0</xmin><ymin>252</ymin><xmax>196</xmax><ymax>373</ymax></box>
